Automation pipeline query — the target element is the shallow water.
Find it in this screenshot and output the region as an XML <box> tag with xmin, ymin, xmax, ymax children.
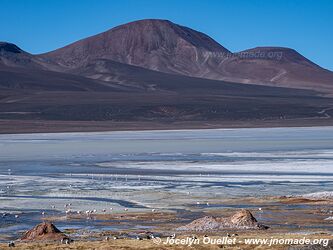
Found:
<box><xmin>0</xmin><ymin>127</ymin><xmax>333</xmax><ymax>240</ymax></box>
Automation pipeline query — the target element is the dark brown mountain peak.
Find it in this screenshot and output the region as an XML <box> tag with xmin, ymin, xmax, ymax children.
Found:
<box><xmin>111</xmin><ymin>19</ymin><xmax>228</xmax><ymax>52</ymax></box>
<box><xmin>36</xmin><ymin>19</ymin><xmax>333</xmax><ymax>94</ymax></box>
<box><xmin>41</xmin><ymin>19</ymin><xmax>230</xmax><ymax>75</ymax></box>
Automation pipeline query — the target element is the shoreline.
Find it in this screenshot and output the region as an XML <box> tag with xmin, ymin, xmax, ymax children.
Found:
<box><xmin>1</xmin><ymin>118</ymin><xmax>333</xmax><ymax>135</ymax></box>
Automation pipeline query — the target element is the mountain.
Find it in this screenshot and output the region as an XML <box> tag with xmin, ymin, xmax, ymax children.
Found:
<box><xmin>40</xmin><ymin>19</ymin><xmax>333</xmax><ymax>94</ymax></box>
<box><xmin>0</xmin><ymin>42</ymin><xmax>43</xmax><ymax>69</ymax></box>
<box><xmin>1</xmin><ymin>19</ymin><xmax>333</xmax><ymax>133</ymax></box>
<box><xmin>218</xmin><ymin>47</ymin><xmax>333</xmax><ymax>93</ymax></box>
<box><xmin>0</xmin><ymin>42</ymin><xmax>65</xmax><ymax>72</ymax></box>
<box><xmin>0</xmin><ymin>43</ymin><xmax>135</xmax><ymax>92</ymax></box>
<box><xmin>41</xmin><ymin>19</ymin><xmax>231</xmax><ymax>78</ymax></box>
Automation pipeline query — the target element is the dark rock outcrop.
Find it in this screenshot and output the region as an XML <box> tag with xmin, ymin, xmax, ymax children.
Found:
<box><xmin>20</xmin><ymin>222</ymin><xmax>69</xmax><ymax>242</ymax></box>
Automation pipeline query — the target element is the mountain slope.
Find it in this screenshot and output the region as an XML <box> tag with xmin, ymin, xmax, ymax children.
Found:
<box><xmin>1</xmin><ymin>27</ymin><xmax>333</xmax><ymax>132</ymax></box>
<box><xmin>218</xmin><ymin>47</ymin><xmax>333</xmax><ymax>93</ymax></box>
<box><xmin>41</xmin><ymin>19</ymin><xmax>231</xmax><ymax>77</ymax></box>
<box><xmin>67</xmin><ymin>58</ymin><xmax>322</xmax><ymax>96</ymax></box>
<box><xmin>0</xmin><ymin>42</ymin><xmax>65</xmax><ymax>72</ymax></box>
<box><xmin>40</xmin><ymin>19</ymin><xmax>333</xmax><ymax>94</ymax></box>
<box><xmin>0</xmin><ymin>43</ymin><xmax>139</xmax><ymax>92</ymax></box>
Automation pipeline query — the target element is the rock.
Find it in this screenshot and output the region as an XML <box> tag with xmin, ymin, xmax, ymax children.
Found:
<box><xmin>20</xmin><ymin>222</ymin><xmax>69</xmax><ymax>242</ymax></box>
<box><xmin>229</xmin><ymin>210</ymin><xmax>256</xmax><ymax>227</ymax></box>
<box><xmin>178</xmin><ymin>209</ymin><xmax>268</xmax><ymax>231</ymax></box>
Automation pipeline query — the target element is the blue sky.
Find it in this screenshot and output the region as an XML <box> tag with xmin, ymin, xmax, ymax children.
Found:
<box><xmin>1</xmin><ymin>0</ymin><xmax>332</xmax><ymax>70</ymax></box>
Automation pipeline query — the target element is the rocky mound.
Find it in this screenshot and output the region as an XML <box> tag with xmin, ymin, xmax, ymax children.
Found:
<box><xmin>178</xmin><ymin>210</ymin><xmax>268</xmax><ymax>231</ymax></box>
<box><xmin>21</xmin><ymin>222</ymin><xmax>69</xmax><ymax>241</ymax></box>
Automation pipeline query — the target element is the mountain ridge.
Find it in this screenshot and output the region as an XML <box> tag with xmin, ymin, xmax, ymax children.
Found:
<box><xmin>37</xmin><ymin>19</ymin><xmax>333</xmax><ymax>94</ymax></box>
<box><xmin>1</xmin><ymin>19</ymin><xmax>333</xmax><ymax>94</ymax></box>
<box><xmin>1</xmin><ymin>19</ymin><xmax>333</xmax><ymax>133</ymax></box>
